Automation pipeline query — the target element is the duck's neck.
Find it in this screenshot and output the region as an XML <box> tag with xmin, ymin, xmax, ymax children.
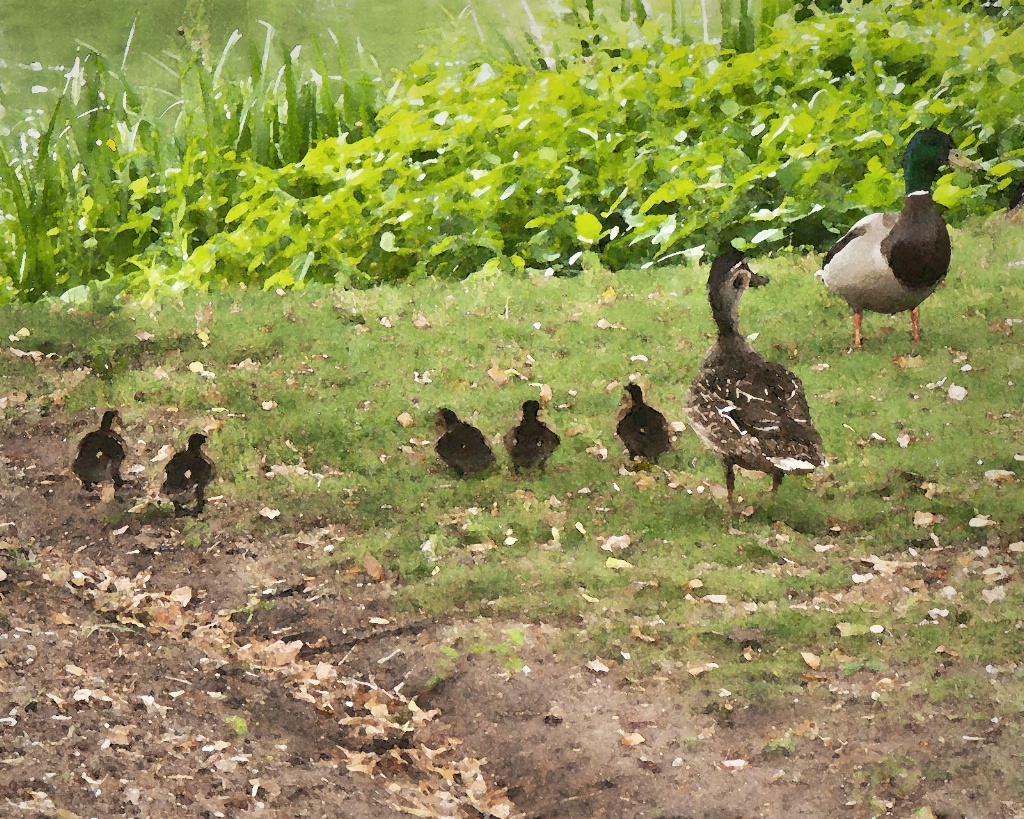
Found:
<box><xmin>712</xmin><ymin>305</ymin><xmax>743</xmax><ymax>341</ymax></box>
<box><xmin>904</xmin><ymin>164</ymin><xmax>940</xmax><ymax>198</ymax></box>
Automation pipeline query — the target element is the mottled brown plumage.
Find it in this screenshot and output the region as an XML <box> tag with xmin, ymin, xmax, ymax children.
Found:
<box><xmin>504</xmin><ymin>400</ymin><xmax>560</xmax><ymax>474</ymax></box>
<box><xmin>688</xmin><ymin>251</ymin><xmax>825</xmax><ymax>502</ymax></box>
<box><xmin>435</xmin><ymin>408</ymin><xmax>495</xmax><ymax>476</ymax></box>
<box><xmin>163</xmin><ymin>433</ymin><xmax>216</xmax><ymax>515</ymax></box>
<box><xmin>616</xmin><ymin>384</ymin><xmax>671</xmax><ymax>463</ymax></box>
<box><xmin>73</xmin><ymin>410</ymin><xmax>126</xmax><ymax>490</ymax></box>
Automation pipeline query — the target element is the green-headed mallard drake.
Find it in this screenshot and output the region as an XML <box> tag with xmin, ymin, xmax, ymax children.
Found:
<box><xmin>688</xmin><ymin>251</ymin><xmax>825</xmax><ymax>502</ymax></box>
<box><xmin>73</xmin><ymin>409</ymin><xmax>126</xmax><ymax>490</ymax></box>
<box><xmin>435</xmin><ymin>408</ymin><xmax>495</xmax><ymax>476</ymax></box>
<box><xmin>816</xmin><ymin>128</ymin><xmax>977</xmax><ymax>349</ymax></box>
<box><xmin>163</xmin><ymin>433</ymin><xmax>216</xmax><ymax>515</ymax></box>
<box><xmin>504</xmin><ymin>399</ymin><xmax>560</xmax><ymax>474</ymax></box>
<box><xmin>616</xmin><ymin>383</ymin><xmax>671</xmax><ymax>463</ymax></box>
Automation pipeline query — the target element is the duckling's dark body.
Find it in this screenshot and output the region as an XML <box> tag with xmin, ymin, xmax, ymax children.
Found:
<box><xmin>504</xmin><ymin>400</ymin><xmax>560</xmax><ymax>473</ymax></box>
<box><xmin>689</xmin><ymin>251</ymin><xmax>824</xmax><ymax>501</ymax></box>
<box><xmin>616</xmin><ymin>384</ymin><xmax>671</xmax><ymax>463</ymax></box>
<box><xmin>163</xmin><ymin>433</ymin><xmax>215</xmax><ymax>515</ymax></box>
<box><xmin>73</xmin><ymin>410</ymin><xmax>126</xmax><ymax>490</ymax></box>
<box><xmin>816</xmin><ymin>129</ymin><xmax>974</xmax><ymax>349</ymax></box>
<box><xmin>435</xmin><ymin>408</ymin><xmax>495</xmax><ymax>476</ymax></box>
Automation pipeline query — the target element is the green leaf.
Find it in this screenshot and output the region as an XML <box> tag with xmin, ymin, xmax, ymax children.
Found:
<box><xmin>575</xmin><ymin>212</ymin><xmax>603</xmax><ymax>244</ymax></box>
<box><xmin>224</xmin><ymin>715</ymin><xmax>248</xmax><ymax>735</ymax></box>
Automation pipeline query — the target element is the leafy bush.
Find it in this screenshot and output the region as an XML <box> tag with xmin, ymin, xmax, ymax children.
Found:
<box><xmin>0</xmin><ymin>25</ymin><xmax>377</xmax><ymax>302</ymax></box>
<box><xmin>1</xmin><ymin>1</ymin><xmax>1022</xmax><ymax>301</ymax></box>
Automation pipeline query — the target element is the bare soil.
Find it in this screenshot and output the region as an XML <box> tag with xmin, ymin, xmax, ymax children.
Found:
<box><xmin>2</xmin><ymin>413</ymin><xmax>1019</xmax><ymax>818</ymax></box>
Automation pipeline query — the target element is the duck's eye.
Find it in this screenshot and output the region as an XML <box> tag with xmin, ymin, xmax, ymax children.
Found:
<box><xmin>732</xmin><ymin>275</ymin><xmax>744</xmax><ymax>290</ymax></box>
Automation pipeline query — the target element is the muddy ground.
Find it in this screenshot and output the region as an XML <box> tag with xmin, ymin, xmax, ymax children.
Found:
<box><xmin>1</xmin><ymin>412</ymin><xmax>1020</xmax><ymax>818</ymax></box>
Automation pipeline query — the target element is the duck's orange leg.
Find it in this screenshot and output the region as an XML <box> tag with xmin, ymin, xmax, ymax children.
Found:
<box><xmin>852</xmin><ymin>310</ymin><xmax>863</xmax><ymax>350</ymax></box>
<box><xmin>910</xmin><ymin>307</ymin><xmax>921</xmax><ymax>344</ymax></box>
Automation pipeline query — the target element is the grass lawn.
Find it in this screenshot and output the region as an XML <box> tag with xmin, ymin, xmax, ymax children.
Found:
<box><xmin>3</xmin><ymin>212</ymin><xmax>1023</xmax><ymax>726</ymax></box>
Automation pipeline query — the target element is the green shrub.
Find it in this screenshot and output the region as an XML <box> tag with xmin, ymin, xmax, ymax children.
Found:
<box><xmin>1</xmin><ymin>1</ymin><xmax>1022</xmax><ymax>301</ymax></box>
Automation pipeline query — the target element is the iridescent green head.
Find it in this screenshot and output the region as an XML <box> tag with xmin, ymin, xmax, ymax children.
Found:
<box><xmin>902</xmin><ymin>128</ymin><xmax>957</xmax><ymax>194</ymax></box>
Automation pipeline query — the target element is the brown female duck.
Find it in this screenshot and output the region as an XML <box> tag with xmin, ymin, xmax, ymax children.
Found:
<box><xmin>688</xmin><ymin>251</ymin><xmax>825</xmax><ymax>502</ymax></box>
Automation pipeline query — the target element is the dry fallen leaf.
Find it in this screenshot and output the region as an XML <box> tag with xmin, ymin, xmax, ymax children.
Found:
<box><xmin>634</xmin><ymin>473</ymin><xmax>657</xmax><ymax>490</ymax></box>
<box><xmin>913</xmin><ymin>511</ymin><xmax>939</xmax><ymax>527</ymax></box>
<box><xmin>947</xmin><ymin>384</ymin><xmax>967</xmax><ymax>401</ymax></box>
<box><xmin>969</xmin><ymin>514</ymin><xmax>995</xmax><ymax>528</ymax></box>
<box><xmin>487</xmin><ymin>364</ymin><xmax>509</xmax><ymax>386</ymax></box>
<box><xmin>893</xmin><ymin>354</ymin><xmax>923</xmax><ymax>369</ymax></box>
<box><xmin>413</xmin><ymin>314</ymin><xmax>431</xmax><ymax>329</ymax></box>
<box><xmin>800</xmin><ymin>651</ymin><xmax>821</xmax><ymax>670</ymax></box>
<box><xmin>984</xmin><ymin>469</ymin><xmax>1015</xmax><ymax>484</ymax></box>
<box><xmin>396</xmin><ymin>412</ymin><xmax>415</xmax><ymax>428</ymax></box>
<box><xmin>586</xmin><ymin>658</ymin><xmax>610</xmax><ymax>674</ymax></box>
<box><xmin>259</xmin><ymin>507</ymin><xmax>281</xmax><ymax>520</ymax></box>
<box><xmin>981</xmin><ymin>587</ymin><xmax>1006</xmax><ymax>605</ymax></box>
<box><xmin>262</xmin><ymin>639</ymin><xmax>303</xmax><ymax>667</ymax></box>
<box><xmin>363</xmin><ymin>553</ymin><xmax>385</xmax><ymax>582</ymax></box>
<box><xmin>618</xmin><ymin>730</ymin><xmax>646</xmax><ymax>747</ymax></box>
<box><xmin>598</xmin><ymin>534</ymin><xmax>631</xmax><ymax>552</ymax></box>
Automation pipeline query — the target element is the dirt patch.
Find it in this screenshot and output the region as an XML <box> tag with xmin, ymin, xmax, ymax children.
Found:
<box><xmin>2</xmin><ymin>415</ymin><xmax>1022</xmax><ymax>818</ymax></box>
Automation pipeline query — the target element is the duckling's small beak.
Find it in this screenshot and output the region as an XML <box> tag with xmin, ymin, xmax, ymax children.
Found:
<box><xmin>748</xmin><ymin>271</ymin><xmax>770</xmax><ymax>288</ymax></box>
<box><xmin>948</xmin><ymin>149</ymin><xmax>981</xmax><ymax>171</ymax></box>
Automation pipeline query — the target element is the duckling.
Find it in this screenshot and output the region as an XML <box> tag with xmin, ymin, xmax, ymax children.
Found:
<box><xmin>616</xmin><ymin>383</ymin><xmax>671</xmax><ymax>463</ymax></box>
<box><xmin>163</xmin><ymin>433</ymin><xmax>216</xmax><ymax>515</ymax></box>
<box><xmin>435</xmin><ymin>408</ymin><xmax>495</xmax><ymax>476</ymax></box>
<box><xmin>816</xmin><ymin>128</ymin><xmax>977</xmax><ymax>349</ymax></box>
<box><xmin>504</xmin><ymin>400</ymin><xmax>560</xmax><ymax>474</ymax></box>
<box><xmin>72</xmin><ymin>409</ymin><xmax>126</xmax><ymax>490</ymax></box>
<box><xmin>688</xmin><ymin>250</ymin><xmax>825</xmax><ymax>502</ymax></box>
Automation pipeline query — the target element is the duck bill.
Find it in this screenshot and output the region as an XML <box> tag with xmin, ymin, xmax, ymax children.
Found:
<box><xmin>748</xmin><ymin>271</ymin><xmax>770</xmax><ymax>287</ymax></box>
<box><xmin>948</xmin><ymin>149</ymin><xmax>980</xmax><ymax>171</ymax></box>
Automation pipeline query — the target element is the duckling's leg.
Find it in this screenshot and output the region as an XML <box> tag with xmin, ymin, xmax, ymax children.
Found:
<box><xmin>852</xmin><ymin>310</ymin><xmax>863</xmax><ymax>350</ymax></box>
<box><xmin>724</xmin><ymin>460</ymin><xmax>736</xmax><ymax>503</ymax></box>
<box><xmin>771</xmin><ymin>472</ymin><xmax>783</xmax><ymax>495</ymax></box>
<box><xmin>910</xmin><ymin>307</ymin><xmax>921</xmax><ymax>344</ymax></box>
